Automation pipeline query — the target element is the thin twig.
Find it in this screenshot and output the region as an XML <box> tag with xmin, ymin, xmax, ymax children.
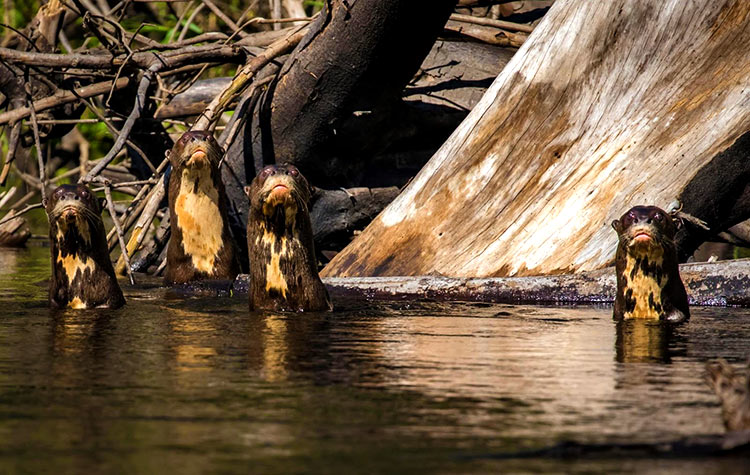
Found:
<box><xmin>0</xmin><ymin>121</ymin><xmax>22</xmax><ymax>184</ymax></box>
<box><xmin>100</xmin><ymin>178</ymin><xmax>135</xmax><ymax>285</ymax></box>
<box><xmin>178</xmin><ymin>4</ymin><xmax>204</xmax><ymax>43</ymax></box>
<box><xmin>35</xmin><ymin>117</ymin><xmax>124</xmax><ymax>124</ymax></box>
<box><xmin>248</xmin><ymin>16</ymin><xmax>311</xmax><ymax>25</ymax></box>
<box><xmin>106</xmin><ymin>155</ymin><xmax>169</xmax><ymax>250</ymax></box>
<box><xmin>81</xmin><ymin>62</ymin><xmax>161</xmax><ymax>183</ymax></box>
<box><xmin>217</xmin><ymin>74</ymin><xmax>273</xmax><ymax>153</ymax></box>
<box><xmin>271</xmin><ymin>0</ymin><xmax>282</xmax><ymax>30</ymax></box>
<box><xmin>0</xmin><ymin>203</ymin><xmax>43</xmax><ymax>227</ymax></box>
<box><xmin>0</xmin><ymin>186</ymin><xmax>16</xmax><ymax>209</ymax></box>
<box><xmin>80</xmin><ymin>97</ymin><xmax>155</xmax><ymax>174</ymax></box>
<box><xmin>0</xmin><ymin>77</ymin><xmax>131</xmax><ymax>127</ymax></box>
<box><xmin>449</xmin><ymin>13</ymin><xmax>535</xmax><ymax>34</ymax></box>
<box><xmin>193</xmin><ymin>25</ymin><xmax>307</xmax><ymax>130</ymax></box>
<box><xmin>201</xmin><ymin>0</ymin><xmax>249</xmax><ymax>39</ymax></box>
<box><xmin>0</xmin><ymin>43</ymin><xmax>242</xmax><ymax>70</ymax></box>
<box><xmin>114</xmin><ymin>175</ymin><xmax>166</xmax><ymax>275</ymax></box>
<box><xmin>27</xmin><ymin>97</ymin><xmax>48</xmax><ymax>203</ymax></box>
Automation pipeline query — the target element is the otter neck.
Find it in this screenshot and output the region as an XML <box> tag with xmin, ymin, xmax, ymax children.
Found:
<box><xmin>254</xmin><ymin>203</ymin><xmax>312</xmax><ymax>304</ymax></box>
<box><xmin>50</xmin><ymin>218</ymin><xmax>105</xmax><ymax>309</ymax></box>
<box><xmin>174</xmin><ymin>164</ymin><xmax>224</xmax><ymax>274</ymax></box>
<box><xmin>622</xmin><ymin>245</ymin><xmax>667</xmax><ymax>320</ymax></box>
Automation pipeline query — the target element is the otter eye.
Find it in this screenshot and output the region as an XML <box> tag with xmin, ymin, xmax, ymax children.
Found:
<box><xmin>288</xmin><ymin>166</ymin><xmax>299</xmax><ymax>177</ymax></box>
<box><xmin>80</xmin><ymin>189</ymin><xmax>89</xmax><ymax>198</ymax></box>
<box><xmin>653</xmin><ymin>212</ymin><xmax>662</xmax><ymax>221</ymax></box>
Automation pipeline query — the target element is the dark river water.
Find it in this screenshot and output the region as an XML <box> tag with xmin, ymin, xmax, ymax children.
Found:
<box><xmin>0</xmin><ymin>246</ymin><xmax>748</xmax><ymax>473</ymax></box>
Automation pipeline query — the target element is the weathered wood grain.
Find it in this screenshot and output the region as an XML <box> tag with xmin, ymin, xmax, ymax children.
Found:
<box><xmin>323</xmin><ymin>0</ymin><xmax>750</xmax><ymax>278</ymax></box>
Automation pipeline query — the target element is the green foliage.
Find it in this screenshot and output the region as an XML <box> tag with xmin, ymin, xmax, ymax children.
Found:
<box><xmin>77</xmin><ymin>111</ymin><xmax>113</xmax><ymax>160</ymax></box>
<box><xmin>0</xmin><ymin>0</ymin><xmax>41</xmax><ymax>31</ymax></box>
<box><xmin>303</xmin><ymin>0</ymin><xmax>325</xmax><ymax>14</ymax></box>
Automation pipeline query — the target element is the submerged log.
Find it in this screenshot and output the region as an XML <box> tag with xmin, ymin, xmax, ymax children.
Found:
<box><xmin>229</xmin><ymin>258</ymin><xmax>750</xmax><ymax>307</ymax></box>
<box><xmin>324</xmin><ymin>259</ymin><xmax>750</xmax><ymax>306</ymax></box>
<box><xmin>323</xmin><ymin>0</ymin><xmax>750</xmax><ymax>278</ymax></box>
<box><xmin>0</xmin><ymin>210</ymin><xmax>31</xmax><ymax>248</ymax></box>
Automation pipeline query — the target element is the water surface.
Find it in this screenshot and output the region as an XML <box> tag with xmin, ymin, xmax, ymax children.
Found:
<box><xmin>0</xmin><ymin>246</ymin><xmax>748</xmax><ymax>473</ymax></box>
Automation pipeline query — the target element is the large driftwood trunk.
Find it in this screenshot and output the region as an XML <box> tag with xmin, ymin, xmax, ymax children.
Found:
<box><xmin>323</xmin><ymin>0</ymin><xmax>750</xmax><ymax>278</ymax></box>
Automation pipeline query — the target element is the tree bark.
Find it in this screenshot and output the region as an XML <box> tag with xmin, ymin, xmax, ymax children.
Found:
<box><xmin>311</xmin><ymin>186</ymin><xmax>400</xmax><ymax>256</ymax></box>
<box><xmin>323</xmin><ymin>0</ymin><xmax>750</xmax><ymax>278</ymax></box>
<box><xmin>221</xmin><ymin>0</ymin><xmax>458</xmax><ymax>249</ymax></box>
<box><xmin>223</xmin><ymin>0</ymin><xmax>457</xmax><ymax>189</ymax></box>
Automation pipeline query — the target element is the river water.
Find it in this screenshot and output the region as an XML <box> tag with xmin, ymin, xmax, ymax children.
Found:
<box><xmin>0</xmin><ymin>246</ymin><xmax>748</xmax><ymax>473</ymax></box>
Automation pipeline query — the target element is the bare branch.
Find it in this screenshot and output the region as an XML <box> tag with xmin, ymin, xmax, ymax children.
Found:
<box><xmin>0</xmin><ymin>77</ymin><xmax>131</xmax><ymax>127</ymax></box>
<box><xmin>81</xmin><ymin>63</ymin><xmax>161</xmax><ymax>183</ymax></box>
<box><xmin>193</xmin><ymin>26</ymin><xmax>307</xmax><ymax>130</ymax></box>
<box><xmin>100</xmin><ymin>178</ymin><xmax>136</xmax><ymax>285</ymax></box>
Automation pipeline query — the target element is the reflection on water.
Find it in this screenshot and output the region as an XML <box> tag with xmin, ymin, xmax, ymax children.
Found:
<box><xmin>0</xmin><ymin>247</ymin><xmax>748</xmax><ymax>472</ymax></box>
<box><xmin>615</xmin><ymin>320</ymin><xmax>673</xmax><ymax>363</ymax></box>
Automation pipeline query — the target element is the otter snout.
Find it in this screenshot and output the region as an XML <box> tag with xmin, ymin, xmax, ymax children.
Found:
<box><xmin>170</xmin><ymin>131</ymin><xmax>220</xmax><ymax>169</ymax></box>
<box><xmin>52</xmin><ymin>198</ymin><xmax>86</xmax><ymax>223</ymax></box>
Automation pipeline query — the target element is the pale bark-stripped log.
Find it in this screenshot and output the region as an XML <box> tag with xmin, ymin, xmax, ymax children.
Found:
<box><xmin>323</xmin><ymin>0</ymin><xmax>750</xmax><ymax>278</ymax></box>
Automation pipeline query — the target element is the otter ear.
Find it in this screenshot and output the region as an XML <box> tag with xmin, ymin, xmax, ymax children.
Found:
<box><xmin>243</xmin><ymin>186</ymin><xmax>252</xmax><ymax>198</ymax></box>
<box><xmin>42</xmin><ymin>197</ymin><xmax>48</xmax><ymax>209</ymax></box>
<box><xmin>611</xmin><ymin>219</ymin><xmax>622</xmax><ymax>233</ymax></box>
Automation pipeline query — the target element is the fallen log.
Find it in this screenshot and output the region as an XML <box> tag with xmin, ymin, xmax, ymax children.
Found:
<box><xmin>225</xmin><ymin>0</ymin><xmax>457</xmax><ymax>188</ymax></box>
<box><xmin>323</xmin><ymin>0</ymin><xmax>750</xmax><ymax>278</ymax></box>
<box><xmin>311</xmin><ymin>186</ymin><xmax>401</xmax><ymax>257</ymax></box>
<box><xmin>0</xmin><ymin>210</ymin><xmax>31</xmax><ymax>248</ymax></box>
<box><xmin>230</xmin><ymin>258</ymin><xmax>750</xmax><ymax>307</ymax></box>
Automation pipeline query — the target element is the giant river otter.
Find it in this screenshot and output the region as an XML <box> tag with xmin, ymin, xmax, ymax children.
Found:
<box><xmin>612</xmin><ymin>205</ymin><xmax>689</xmax><ymax>323</ymax></box>
<box><xmin>245</xmin><ymin>164</ymin><xmax>332</xmax><ymax>312</ymax></box>
<box><xmin>46</xmin><ymin>184</ymin><xmax>125</xmax><ymax>309</ymax></box>
<box><xmin>165</xmin><ymin>131</ymin><xmax>240</xmax><ymax>284</ymax></box>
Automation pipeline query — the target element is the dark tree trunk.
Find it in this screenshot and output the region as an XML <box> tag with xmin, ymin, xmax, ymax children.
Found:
<box><xmin>675</xmin><ymin>131</ymin><xmax>750</xmax><ymax>261</ymax></box>
<box><xmin>221</xmin><ymin>0</ymin><xmax>458</xmax><ymax>251</ymax></box>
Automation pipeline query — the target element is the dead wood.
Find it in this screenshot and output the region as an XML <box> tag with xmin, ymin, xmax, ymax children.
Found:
<box><xmin>444</xmin><ymin>19</ymin><xmax>527</xmax><ymax>47</ymax></box>
<box><xmin>310</xmin><ymin>186</ymin><xmax>401</xmax><ymax>259</ymax></box>
<box><xmin>324</xmin><ymin>0</ymin><xmax>750</xmax><ymax>278</ymax></box>
<box><xmin>219</xmin><ymin>258</ymin><xmax>750</xmax><ymax>309</ymax></box>
<box><xmin>0</xmin><ymin>209</ymin><xmax>30</xmax><ymax>247</ymax></box>
<box><xmin>243</xmin><ymin>0</ymin><xmax>458</xmax><ymax>186</ymax></box>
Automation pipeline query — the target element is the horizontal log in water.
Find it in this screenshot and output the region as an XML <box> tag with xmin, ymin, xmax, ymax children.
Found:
<box><xmin>228</xmin><ymin>258</ymin><xmax>750</xmax><ymax>307</ymax></box>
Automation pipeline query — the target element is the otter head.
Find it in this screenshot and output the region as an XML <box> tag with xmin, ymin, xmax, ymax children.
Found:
<box><xmin>168</xmin><ymin>131</ymin><xmax>222</xmax><ymax>170</ymax></box>
<box><xmin>245</xmin><ymin>164</ymin><xmax>312</xmax><ymax>227</ymax></box>
<box><xmin>45</xmin><ymin>184</ymin><xmax>103</xmax><ymax>242</ymax></box>
<box><xmin>611</xmin><ymin>206</ymin><xmax>678</xmax><ymax>257</ymax></box>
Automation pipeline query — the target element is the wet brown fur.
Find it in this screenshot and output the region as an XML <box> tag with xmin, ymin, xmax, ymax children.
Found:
<box><xmin>612</xmin><ymin>205</ymin><xmax>689</xmax><ymax>323</ymax></box>
<box><xmin>46</xmin><ymin>184</ymin><xmax>125</xmax><ymax>309</ymax></box>
<box><xmin>246</xmin><ymin>164</ymin><xmax>331</xmax><ymax>312</ymax></box>
<box><xmin>165</xmin><ymin>131</ymin><xmax>240</xmax><ymax>284</ymax></box>
<box><xmin>705</xmin><ymin>359</ymin><xmax>750</xmax><ymax>432</ymax></box>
